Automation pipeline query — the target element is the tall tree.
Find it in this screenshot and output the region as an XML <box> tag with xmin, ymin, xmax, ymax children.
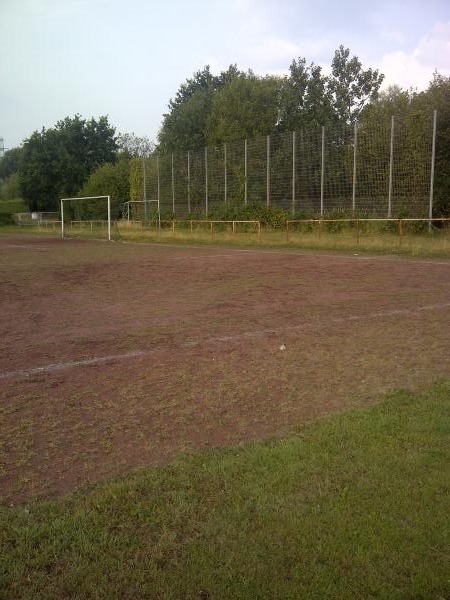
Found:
<box><xmin>19</xmin><ymin>115</ymin><xmax>117</xmax><ymax>211</ymax></box>
<box><xmin>117</xmin><ymin>133</ymin><xmax>154</xmax><ymax>157</ymax></box>
<box><xmin>206</xmin><ymin>74</ymin><xmax>281</xmax><ymax>144</ymax></box>
<box><xmin>328</xmin><ymin>45</ymin><xmax>384</xmax><ymax>123</ymax></box>
<box><xmin>278</xmin><ymin>59</ymin><xmax>333</xmax><ymax>130</ymax></box>
<box><xmin>0</xmin><ymin>147</ymin><xmax>23</xmax><ymax>180</ymax></box>
<box><xmin>413</xmin><ymin>73</ymin><xmax>450</xmax><ymax>216</ymax></box>
<box><xmin>76</xmin><ymin>158</ymin><xmax>131</xmax><ymax>220</ymax></box>
<box><xmin>158</xmin><ymin>65</ymin><xmax>245</xmax><ymax>152</ymax></box>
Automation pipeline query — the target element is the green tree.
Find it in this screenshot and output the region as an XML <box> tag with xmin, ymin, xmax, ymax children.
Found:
<box><xmin>328</xmin><ymin>45</ymin><xmax>384</xmax><ymax>123</ymax></box>
<box><xmin>412</xmin><ymin>72</ymin><xmax>450</xmax><ymax>216</ymax></box>
<box><xmin>158</xmin><ymin>65</ymin><xmax>245</xmax><ymax>152</ymax></box>
<box><xmin>206</xmin><ymin>74</ymin><xmax>281</xmax><ymax>144</ymax></box>
<box><xmin>19</xmin><ymin>115</ymin><xmax>117</xmax><ymax>211</ymax></box>
<box><xmin>117</xmin><ymin>133</ymin><xmax>154</xmax><ymax>157</ymax></box>
<box><xmin>0</xmin><ymin>147</ymin><xmax>23</xmax><ymax>180</ymax></box>
<box><xmin>278</xmin><ymin>59</ymin><xmax>333</xmax><ymax>130</ymax></box>
<box><xmin>0</xmin><ymin>172</ymin><xmax>21</xmax><ymax>201</ymax></box>
<box><xmin>76</xmin><ymin>158</ymin><xmax>131</xmax><ymax>220</ymax></box>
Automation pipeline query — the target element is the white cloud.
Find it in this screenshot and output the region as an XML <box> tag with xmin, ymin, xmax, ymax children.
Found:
<box><xmin>380</xmin><ymin>27</ymin><xmax>406</xmax><ymax>45</ymax></box>
<box><xmin>379</xmin><ymin>21</ymin><xmax>450</xmax><ymax>90</ymax></box>
<box><xmin>249</xmin><ymin>37</ymin><xmax>301</xmax><ymax>63</ymax></box>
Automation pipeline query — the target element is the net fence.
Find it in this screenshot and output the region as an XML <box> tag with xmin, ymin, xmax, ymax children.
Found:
<box><xmin>130</xmin><ymin>112</ymin><xmax>435</xmax><ymax>219</ymax></box>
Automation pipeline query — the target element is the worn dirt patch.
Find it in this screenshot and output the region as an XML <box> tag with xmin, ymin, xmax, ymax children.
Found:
<box><xmin>1</xmin><ymin>234</ymin><xmax>450</xmax><ymax>503</ymax></box>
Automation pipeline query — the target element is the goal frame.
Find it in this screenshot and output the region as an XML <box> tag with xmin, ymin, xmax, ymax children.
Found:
<box><xmin>60</xmin><ymin>196</ymin><xmax>111</xmax><ymax>241</ymax></box>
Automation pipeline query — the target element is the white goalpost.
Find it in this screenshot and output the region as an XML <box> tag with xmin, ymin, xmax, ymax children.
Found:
<box><xmin>123</xmin><ymin>200</ymin><xmax>160</xmax><ymax>225</ymax></box>
<box><xmin>60</xmin><ymin>195</ymin><xmax>111</xmax><ymax>241</ymax></box>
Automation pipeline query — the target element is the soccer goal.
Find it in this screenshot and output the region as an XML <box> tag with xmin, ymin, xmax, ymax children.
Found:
<box><xmin>60</xmin><ymin>196</ymin><xmax>111</xmax><ymax>241</ymax></box>
<box><xmin>123</xmin><ymin>200</ymin><xmax>160</xmax><ymax>225</ymax></box>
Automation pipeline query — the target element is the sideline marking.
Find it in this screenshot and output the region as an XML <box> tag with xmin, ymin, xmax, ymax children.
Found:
<box><xmin>2</xmin><ymin>302</ymin><xmax>450</xmax><ymax>382</ymax></box>
<box><xmin>118</xmin><ymin>239</ymin><xmax>450</xmax><ymax>267</ymax></box>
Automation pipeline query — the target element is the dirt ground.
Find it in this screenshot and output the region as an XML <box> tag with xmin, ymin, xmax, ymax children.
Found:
<box><xmin>1</xmin><ymin>234</ymin><xmax>450</xmax><ymax>504</ymax></box>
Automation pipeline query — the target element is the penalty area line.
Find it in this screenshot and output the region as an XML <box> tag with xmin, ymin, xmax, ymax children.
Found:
<box><xmin>0</xmin><ymin>351</ymin><xmax>147</xmax><ymax>381</ymax></box>
<box><xmin>2</xmin><ymin>302</ymin><xmax>450</xmax><ymax>382</ymax></box>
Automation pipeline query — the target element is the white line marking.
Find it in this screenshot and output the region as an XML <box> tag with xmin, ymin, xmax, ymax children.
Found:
<box><xmin>2</xmin><ymin>302</ymin><xmax>450</xmax><ymax>382</ymax></box>
<box><xmin>0</xmin><ymin>351</ymin><xmax>147</xmax><ymax>381</ymax></box>
<box><xmin>0</xmin><ymin>244</ymin><xmax>50</xmax><ymax>251</ymax></box>
<box><xmin>118</xmin><ymin>240</ymin><xmax>450</xmax><ymax>267</ymax></box>
<box><xmin>171</xmin><ymin>254</ymin><xmax>240</xmax><ymax>260</ymax></box>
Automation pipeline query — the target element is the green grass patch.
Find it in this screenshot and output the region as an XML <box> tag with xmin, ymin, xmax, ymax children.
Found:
<box><xmin>0</xmin><ymin>198</ymin><xmax>27</xmax><ymax>214</ymax></box>
<box><xmin>1</xmin><ymin>382</ymin><xmax>450</xmax><ymax>598</ymax></box>
<box><xmin>0</xmin><ymin>199</ymin><xmax>27</xmax><ymax>226</ymax></box>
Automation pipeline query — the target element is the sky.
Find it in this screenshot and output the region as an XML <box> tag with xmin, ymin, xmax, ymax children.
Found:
<box><xmin>1</xmin><ymin>0</ymin><xmax>449</xmax><ymax>150</ymax></box>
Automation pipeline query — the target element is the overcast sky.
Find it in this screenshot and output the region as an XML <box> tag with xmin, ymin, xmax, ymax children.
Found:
<box><xmin>1</xmin><ymin>0</ymin><xmax>449</xmax><ymax>149</ymax></box>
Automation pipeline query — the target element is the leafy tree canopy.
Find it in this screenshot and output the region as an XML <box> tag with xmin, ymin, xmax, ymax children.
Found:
<box><xmin>206</xmin><ymin>74</ymin><xmax>281</xmax><ymax>144</ymax></box>
<box><xmin>117</xmin><ymin>133</ymin><xmax>154</xmax><ymax>157</ymax></box>
<box><xmin>77</xmin><ymin>158</ymin><xmax>131</xmax><ymax>220</ymax></box>
<box><xmin>415</xmin><ymin>72</ymin><xmax>450</xmax><ymax>215</ymax></box>
<box><xmin>328</xmin><ymin>45</ymin><xmax>384</xmax><ymax>123</ymax></box>
<box><xmin>0</xmin><ymin>147</ymin><xmax>24</xmax><ymax>180</ymax></box>
<box><xmin>158</xmin><ymin>65</ymin><xmax>247</xmax><ymax>152</ymax></box>
<box><xmin>278</xmin><ymin>59</ymin><xmax>334</xmax><ymax>130</ymax></box>
<box><xmin>19</xmin><ymin>115</ymin><xmax>117</xmax><ymax>212</ymax></box>
<box><xmin>158</xmin><ymin>48</ymin><xmax>385</xmax><ymax>151</ymax></box>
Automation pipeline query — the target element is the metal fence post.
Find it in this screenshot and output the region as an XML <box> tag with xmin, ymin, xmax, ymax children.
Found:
<box><xmin>224</xmin><ymin>142</ymin><xmax>227</xmax><ymax>204</ymax></box>
<box><xmin>429</xmin><ymin>109</ymin><xmax>437</xmax><ymax>230</ymax></box>
<box><xmin>157</xmin><ymin>155</ymin><xmax>161</xmax><ymax>227</ymax></box>
<box><xmin>142</xmin><ymin>156</ymin><xmax>147</xmax><ymax>221</ymax></box>
<box><xmin>244</xmin><ymin>138</ymin><xmax>248</xmax><ymax>206</ymax></box>
<box><xmin>107</xmin><ymin>195</ymin><xmax>111</xmax><ymax>241</ymax></box>
<box><xmin>171</xmin><ymin>153</ymin><xmax>175</xmax><ymax>216</ymax></box>
<box><xmin>187</xmin><ymin>151</ymin><xmax>191</xmax><ymax>215</ymax></box>
<box><xmin>205</xmin><ymin>146</ymin><xmax>208</xmax><ymax>217</ymax></box>
<box><xmin>266</xmin><ymin>134</ymin><xmax>270</xmax><ymax>207</ymax></box>
<box><xmin>320</xmin><ymin>126</ymin><xmax>325</xmax><ymax>216</ymax></box>
<box><xmin>292</xmin><ymin>130</ymin><xmax>296</xmax><ymax>215</ymax></box>
<box><xmin>352</xmin><ymin>122</ymin><xmax>357</xmax><ymax>212</ymax></box>
<box><xmin>388</xmin><ymin>115</ymin><xmax>394</xmax><ymax>218</ymax></box>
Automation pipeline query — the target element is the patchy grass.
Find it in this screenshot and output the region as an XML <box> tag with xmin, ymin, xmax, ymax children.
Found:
<box><xmin>0</xmin><ymin>199</ymin><xmax>27</xmax><ymax>213</ymax></box>
<box><xmin>79</xmin><ymin>221</ymin><xmax>450</xmax><ymax>258</ymax></box>
<box><xmin>1</xmin><ymin>382</ymin><xmax>449</xmax><ymax>599</ymax></box>
<box><xmin>2</xmin><ymin>222</ymin><xmax>450</xmax><ymax>258</ymax></box>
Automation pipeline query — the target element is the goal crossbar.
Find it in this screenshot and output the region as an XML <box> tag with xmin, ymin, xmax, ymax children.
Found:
<box><xmin>60</xmin><ymin>196</ymin><xmax>111</xmax><ymax>241</ymax></box>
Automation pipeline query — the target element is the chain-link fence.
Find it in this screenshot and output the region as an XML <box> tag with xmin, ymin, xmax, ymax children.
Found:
<box><xmin>129</xmin><ymin>111</ymin><xmax>437</xmax><ymax>219</ymax></box>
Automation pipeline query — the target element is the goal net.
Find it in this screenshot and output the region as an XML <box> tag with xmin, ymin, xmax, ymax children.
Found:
<box><xmin>123</xmin><ymin>200</ymin><xmax>160</xmax><ymax>224</ymax></box>
<box><xmin>61</xmin><ymin>196</ymin><xmax>111</xmax><ymax>241</ymax></box>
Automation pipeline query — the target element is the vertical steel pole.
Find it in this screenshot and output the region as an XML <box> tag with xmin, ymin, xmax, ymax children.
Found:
<box><xmin>244</xmin><ymin>138</ymin><xmax>248</xmax><ymax>206</ymax></box>
<box><xmin>352</xmin><ymin>122</ymin><xmax>358</xmax><ymax>212</ymax></box>
<box><xmin>292</xmin><ymin>131</ymin><xmax>296</xmax><ymax>215</ymax></box>
<box><xmin>205</xmin><ymin>147</ymin><xmax>208</xmax><ymax>217</ymax></box>
<box><xmin>320</xmin><ymin>126</ymin><xmax>325</xmax><ymax>216</ymax></box>
<box><xmin>429</xmin><ymin>109</ymin><xmax>437</xmax><ymax>229</ymax></box>
<box><xmin>187</xmin><ymin>151</ymin><xmax>191</xmax><ymax>215</ymax></box>
<box><xmin>61</xmin><ymin>199</ymin><xmax>64</xmax><ymax>238</ymax></box>
<box><xmin>266</xmin><ymin>135</ymin><xmax>270</xmax><ymax>207</ymax></box>
<box><xmin>224</xmin><ymin>142</ymin><xmax>227</xmax><ymax>204</ymax></box>
<box><xmin>142</xmin><ymin>156</ymin><xmax>147</xmax><ymax>222</ymax></box>
<box><xmin>171</xmin><ymin>153</ymin><xmax>175</xmax><ymax>216</ymax></box>
<box><xmin>157</xmin><ymin>156</ymin><xmax>161</xmax><ymax>228</ymax></box>
<box><xmin>388</xmin><ymin>115</ymin><xmax>394</xmax><ymax>218</ymax></box>
<box><xmin>107</xmin><ymin>195</ymin><xmax>111</xmax><ymax>241</ymax></box>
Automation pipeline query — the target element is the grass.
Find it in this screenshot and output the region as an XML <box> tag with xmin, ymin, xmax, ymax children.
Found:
<box><xmin>0</xmin><ymin>198</ymin><xmax>27</xmax><ymax>214</ymax></box>
<box><xmin>1</xmin><ymin>382</ymin><xmax>449</xmax><ymax>599</ymax></box>
<box><xmin>115</xmin><ymin>222</ymin><xmax>450</xmax><ymax>258</ymax></box>
<box><xmin>2</xmin><ymin>221</ymin><xmax>450</xmax><ymax>258</ymax></box>
<box><xmin>0</xmin><ymin>199</ymin><xmax>27</xmax><ymax>225</ymax></box>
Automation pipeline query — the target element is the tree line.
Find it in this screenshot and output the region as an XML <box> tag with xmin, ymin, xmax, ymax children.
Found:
<box><xmin>0</xmin><ymin>46</ymin><xmax>449</xmax><ymax>217</ymax></box>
